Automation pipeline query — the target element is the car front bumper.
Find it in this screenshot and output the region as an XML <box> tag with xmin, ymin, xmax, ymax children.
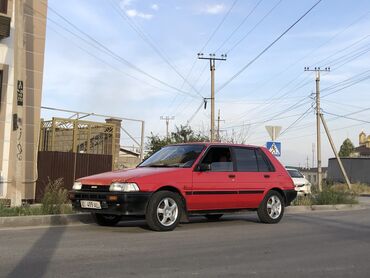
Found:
<box><xmin>69</xmin><ymin>191</ymin><xmax>152</xmax><ymax>216</ymax></box>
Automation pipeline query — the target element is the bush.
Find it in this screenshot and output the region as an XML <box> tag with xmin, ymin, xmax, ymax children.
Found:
<box><xmin>292</xmin><ymin>195</ymin><xmax>313</xmax><ymax>206</ymax></box>
<box><xmin>292</xmin><ymin>185</ymin><xmax>358</xmax><ymax>206</ymax></box>
<box><xmin>41</xmin><ymin>178</ymin><xmax>72</xmax><ymax>215</ymax></box>
<box><xmin>331</xmin><ymin>183</ymin><xmax>370</xmax><ymax>195</ymax></box>
<box><xmin>313</xmin><ymin>186</ymin><xmax>358</xmax><ymax>205</ymax></box>
<box><xmin>0</xmin><ymin>201</ymin><xmax>43</xmax><ymax>217</ymax></box>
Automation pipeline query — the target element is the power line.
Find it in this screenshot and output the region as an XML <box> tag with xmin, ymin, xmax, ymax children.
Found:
<box><xmin>217</xmin><ymin>0</ymin><xmax>323</xmax><ymax>94</ymax></box>
<box><xmin>226</xmin><ymin>0</ymin><xmax>283</xmax><ymax>54</ymax></box>
<box><xmin>110</xmin><ymin>0</ymin><xmax>204</xmax><ymax>98</ymax></box>
<box><xmin>215</xmin><ymin>0</ymin><xmax>264</xmax><ymax>53</ymax></box>
<box><xmin>40</xmin><ymin>2</ymin><xmax>201</xmax><ymax>99</ymax></box>
<box><xmin>167</xmin><ymin>0</ymin><xmax>239</xmax><ymax>116</ymax></box>
<box><xmin>280</xmin><ymin>106</ymin><xmax>314</xmax><ymax>136</ymax></box>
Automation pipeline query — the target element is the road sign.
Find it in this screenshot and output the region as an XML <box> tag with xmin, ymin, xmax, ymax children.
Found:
<box><xmin>265</xmin><ymin>126</ymin><xmax>282</xmax><ymax>141</ymax></box>
<box><xmin>266</xmin><ymin>141</ymin><xmax>281</xmax><ymax>157</ymax></box>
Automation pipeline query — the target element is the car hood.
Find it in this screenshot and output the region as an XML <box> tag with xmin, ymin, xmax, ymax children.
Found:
<box><xmin>291</xmin><ymin>177</ymin><xmax>310</xmax><ymax>186</ymax></box>
<box><xmin>78</xmin><ymin>167</ymin><xmax>185</xmax><ymax>185</ymax></box>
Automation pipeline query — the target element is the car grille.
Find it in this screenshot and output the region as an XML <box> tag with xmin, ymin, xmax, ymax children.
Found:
<box><xmin>81</xmin><ymin>185</ymin><xmax>110</xmax><ymax>192</ymax></box>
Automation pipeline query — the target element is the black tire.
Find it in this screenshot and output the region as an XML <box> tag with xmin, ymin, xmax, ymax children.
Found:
<box><xmin>205</xmin><ymin>214</ymin><xmax>223</xmax><ymax>221</ymax></box>
<box><xmin>257</xmin><ymin>190</ymin><xmax>285</xmax><ymax>224</ymax></box>
<box><xmin>146</xmin><ymin>190</ymin><xmax>183</xmax><ymax>232</ymax></box>
<box><xmin>92</xmin><ymin>213</ymin><xmax>122</xmax><ymax>226</ymax></box>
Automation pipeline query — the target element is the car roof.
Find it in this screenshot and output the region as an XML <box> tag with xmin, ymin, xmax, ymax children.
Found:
<box><xmin>168</xmin><ymin>142</ymin><xmax>262</xmax><ymax>148</ymax></box>
<box><xmin>286</xmin><ymin>168</ymin><xmax>300</xmax><ymax>171</ymax></box>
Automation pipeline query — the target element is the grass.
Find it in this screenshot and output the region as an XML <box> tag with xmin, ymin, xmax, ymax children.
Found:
<box><xmin>292</xmin><ymin>184</ymin><xmax>359</xmax><ymax>206</ymax></box>
<box><xmin>0</xmin><ymin>178</ymin><xmax>73</xmax><ymax>217</ymax></box>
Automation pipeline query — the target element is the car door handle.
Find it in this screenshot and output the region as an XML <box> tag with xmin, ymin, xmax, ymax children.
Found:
<box><xmin>228</xmin><ymin>174</ymin><xmax>236</xmax><ymax>179</ymax></box>
<box><xmin>264</xmin><ymin>175</ymin><xmax>270</xmax><ymax>178</ymax></box>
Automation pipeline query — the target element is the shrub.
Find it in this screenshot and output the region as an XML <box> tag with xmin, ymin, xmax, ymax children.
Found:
<box><xmin>41</xmin><ymin>178</ymin><xmax>72</xmax><ymax>215</ymax></box>
<box><xmin>313</xmin><ymin>186</ymin><xmax>358</xmax><ymax>205</ymax></box>
<box><xmin>331</xmin><ymin>183</ymin><xmax>370</xmax><ymax>195</ymax></box>
<box><xmin>292</xmin><ymin>195</ymin><xmax>313</xmax><ymax>206</ymax></box>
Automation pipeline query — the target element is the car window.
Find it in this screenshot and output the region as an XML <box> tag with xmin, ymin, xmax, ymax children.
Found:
<box><xmin>256</xmin><ymin>149</ymin><xmax>274</xmax><ymax>172</ymax></box>
<box><xmin>233</xmin><ymin>147</ymin><xmax>258</xmax><ymax>172</ymax></box>
<box><xmin>287</xmin><ymin>169</ymin><xmax>304</xmax><ymax>178</ymax></box>
<box><xmin>200</xmin><ymin>147</ymin><xmax>233</xmax><ymax>172</ymax></box>
<box><xmin>140</xmin><ymin>144</ymin><xmax>204</xmax><ymax>168</ymax></box>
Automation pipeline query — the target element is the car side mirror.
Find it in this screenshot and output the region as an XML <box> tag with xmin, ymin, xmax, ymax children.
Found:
<box><xmin>198</xmin><ymin>163</ymin><xmax>211</xmax><ymax>172</ymax></box>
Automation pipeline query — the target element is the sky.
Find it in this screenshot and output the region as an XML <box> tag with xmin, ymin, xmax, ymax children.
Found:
<box><xmin>41</xmin><ymin>0</ymin><xmax>370</xmax><ymax>167</ymax></box>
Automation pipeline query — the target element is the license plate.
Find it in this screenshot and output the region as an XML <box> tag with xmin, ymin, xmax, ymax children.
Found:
<box><xmin>80</xmin><ymin>200</ymin><xmax>101</xmax><ymax>209</ymax></box>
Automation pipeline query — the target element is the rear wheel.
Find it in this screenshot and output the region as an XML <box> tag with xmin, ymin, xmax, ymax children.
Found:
<box><xmin>205</xmin><ymin>214</ymin><xmax>223</xmax><ymax>221</ymax></box>
<box><xmin>257</xmin><ymin>190</ymin><xmax>284</xmax><ymax>224</ymax></box>
<box><xmin>92</xmin><ymin>213</ymin><xmax>122</xmax><ymax>226</ymax></box>
<box><xmin>146</xmin><ymin>190</ymin><xmax>182</xmax><ymax>231</ymax></box>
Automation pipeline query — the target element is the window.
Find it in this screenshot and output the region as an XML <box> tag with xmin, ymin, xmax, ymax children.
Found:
<box><xmin>0</xmin><ymin>0</ymin><xmax>7</xmax><ymax>14</ymax></box>
<box><xmin>256</xmin><ymin>149</ymin><xmax>274</xmax><ymax>172</ymax></box>
<box><xmin>139</xmin><ymin>144</ymin><xmax>205</xmax><ymax>168</ymax></box>
<box><xmin>233</xmin><ymin>147</ymin><xmax>258</xmax><ymax>172</ymax></box>
<box><xmin>287</xmin><ymin>169</ymin><xmax>304</xmax><ymax>178</ymax></box>
<box><xmin>200</xmin><ymin>147</ymin><xmax>233</xmax><ymax>172</ymax></box>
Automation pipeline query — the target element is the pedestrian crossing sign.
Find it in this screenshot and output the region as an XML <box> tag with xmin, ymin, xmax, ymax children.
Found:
<box><xmin>266</xmin><ymin>141</ymin><xmax>281</xmax><ymax>157</ymax></box>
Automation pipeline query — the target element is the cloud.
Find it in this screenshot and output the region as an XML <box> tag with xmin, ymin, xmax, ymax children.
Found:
<box><xmin>151</xmin><ymin>4</ymin><xmax>159</xmax><ymax>11</ymax></box>
<box><xmin>202</xmin><ymin>4</ymin><xmax>225</xmax><ymax>15</ymax></box>
<box><xmin>121</xmin><ymin>0</ymin><xmax>135</xmax><ymax>8</ymax></box>
<box><xmin>126</xmin><ymin>9</ymin><xmax>153</xmax><ymax>19</ymax></box>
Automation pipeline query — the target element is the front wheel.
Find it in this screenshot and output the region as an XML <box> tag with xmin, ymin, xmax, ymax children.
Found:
<box><xmin>257</xmin><ymin>190</ymin><xmax>285</xmax><ymax>224</ymax></box>
<box><xmin>92</xmin><ymin>213</ymin><xmax>122</xmax><ymax>226</ymax></box>
<box><xmin>146</xmin><ymin>191</ymin><xmax>182</xmax><ymax>231</ymax></box>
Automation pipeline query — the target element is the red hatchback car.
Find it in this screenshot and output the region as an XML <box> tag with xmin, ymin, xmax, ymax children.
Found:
<box><xmin>70</xmin><ymin>143</ymin><xmax>296</xmax><ymax>231</ymax></box>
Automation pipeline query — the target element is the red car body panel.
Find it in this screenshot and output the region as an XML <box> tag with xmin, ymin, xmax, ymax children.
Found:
<box><xmin>76</xmin><ymin>143</ymin><xmax>294</xmax><ymax>212</ymax></box>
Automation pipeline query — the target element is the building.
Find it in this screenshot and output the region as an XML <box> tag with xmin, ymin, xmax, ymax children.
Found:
<box><xmin>0</xmin><ymin>0</ymin><xmax>48</xmax><ymax>206</ymax></box>
<box><xmin>287</xmin><ymin>166</ymin><xmax>328</xmax><ymax>186</ymax></box>
<box><xmin>327</xmin><ymin>131</ymin><xmax>370</xmax><ymax>184</ymax></box>
<box><xmin>352</xmin><ymin>131</ymin><xmax>370</xmax><ymax>157</ymax></box>
<box><xmin>118</xmin><ymin>147</ymin><xmax>141</xmax><ymax>168</ymax></box>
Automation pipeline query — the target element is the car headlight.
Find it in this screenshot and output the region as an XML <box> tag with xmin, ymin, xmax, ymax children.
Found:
<box><xmin>72</xmin><ymin>181</ymin><xmax>82</xmax><ymax>190</ymax></box>
<box><xmin>109</xmin><ymin>182</ymin><xmax>140</xmax><ymax>192</ymax></box>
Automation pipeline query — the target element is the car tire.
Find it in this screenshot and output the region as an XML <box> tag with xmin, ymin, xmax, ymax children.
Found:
<box><xmin>146</xmin><ymin>190</ymin><xmax>182</xmax><ymax>232</ymax></box>
<box><xmin>92</xmin><ymin>213</ymin><xmax>122</xmax><ymax>226</ymax></box>
<box><xmin>205</xmin><ymin>214</ymin><xmax>223</xmax><ymax>221</ymax></box>
<box><xmin>257</xmin><ymin>190</ymin><xmax>285</xmax><ymax>224</ymax></box>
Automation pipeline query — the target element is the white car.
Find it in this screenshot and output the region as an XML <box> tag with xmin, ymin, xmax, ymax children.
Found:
<box><xmin>286</xmin><ymin>168</ymin><xmax>312</xmax><ymax>196</ymax></box>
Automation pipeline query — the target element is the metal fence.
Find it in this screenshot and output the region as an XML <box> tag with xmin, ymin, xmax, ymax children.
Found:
<box><xmin>39</xmin><ymin>117</ymin><xmax>116</xmax><ymax>156</ymax></box>
<box><xmin>35</xmin><ymin>151</ymin><xmax>112</xmax><ymax>202</ymax></box>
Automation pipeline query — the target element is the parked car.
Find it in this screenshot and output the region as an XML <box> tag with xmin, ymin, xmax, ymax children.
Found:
<box><xmin>286</xmin><ymin>168</ymin><xmax>312</xmax><ymax>196</ymax></box>
<box><xmin>70</xmin><ymin>143</ymin><xmax>297</xmax><ymax>231</ymax></box>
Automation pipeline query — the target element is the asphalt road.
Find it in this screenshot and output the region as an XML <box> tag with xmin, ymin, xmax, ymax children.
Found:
<box><xmin>1</xmin><ymin>208</ymin><xmax>370</xmax><ymax>278</ymax></box>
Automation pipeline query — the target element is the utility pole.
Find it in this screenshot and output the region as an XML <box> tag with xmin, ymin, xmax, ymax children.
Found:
<box><xmin>304</xmin><ymin>66</ymin><xmax>351</xmax><ymax>191</ymax></box>
<box><xmin>320</xmin><ymin>114</ymin><xmax>352</xmax><ymax>189</ymax></box>
<box><xmin>160</xmin><ymin>116</ymin><xmax>174</xmax><ymax>139</ymax></box>
<box><xmin>304</xmin><ymin>67</ymin><xmax>330</xmax><ymax>191</ymax></box>
<box><xmin>198</xmin><ymin>53</ymin><xmax>227</xmax><ymax>142</ymax></box>
<box><xmin>216</xmin><ymin>109</ymin><xmax>225</xmax><ymax>142</ymax></box>
<box><xmin>312</xmin><ymin>143</ymin><xmax>315</xmax><ymax>168</ymax></box>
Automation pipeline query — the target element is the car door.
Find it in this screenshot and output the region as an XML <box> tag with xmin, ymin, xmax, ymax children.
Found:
<box><xmin>232</xmin><ymin>147</ymin><xmax>277</xmax><ymax>208</ymax></box>
<box><xmin>189</xmin><ymin>146</ymin><xmax>238</xmax><ymax>211</ymax></box>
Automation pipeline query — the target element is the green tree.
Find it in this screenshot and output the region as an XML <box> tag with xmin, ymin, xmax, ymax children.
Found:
<box><xmin>146</xmin><ymin>125</ymin><xmax>209</xmax><ymax>157</ymax></box>
<box><xmin>338</xmin><ymin>138</ymin><xmax>355</xmax><ymax>157</ymax></box>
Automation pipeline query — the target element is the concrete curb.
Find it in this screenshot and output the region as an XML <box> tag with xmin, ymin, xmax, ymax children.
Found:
<box><xmin>286</xmin><ymin>204</ymin><xmax>365</xmax><ymax>213</ymax></box>
<box><xmin>0</xmin><ymin>204</ymin><xmax>367</xmax><ymax>228</ymax></box>
<box><xmin>0</xmin><ymin>213</ymin><xmax>93</xmax><ymax>228</ymax></box>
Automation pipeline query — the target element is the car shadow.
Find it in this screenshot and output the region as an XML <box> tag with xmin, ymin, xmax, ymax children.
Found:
<box><xmin>7</xmin><ymin>226</ymin><xmax>66</xmax><ymax>278</ymax></box>
<box><xmin>102</xmin><ymin>213</ymin><xmax>261</xmax><ymax>232</ymax></box>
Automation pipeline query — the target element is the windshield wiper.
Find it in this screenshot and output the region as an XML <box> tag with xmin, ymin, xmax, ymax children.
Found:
<box><xmin>147</xmin><ymin>164</ymin><xmax>180</xmax><ymax>167</ymax></box>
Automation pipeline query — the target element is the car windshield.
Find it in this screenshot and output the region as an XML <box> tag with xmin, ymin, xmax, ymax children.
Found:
<box><xmin>139</xmin><ymin>145</ymin><xmax>205</xmax><ymax>168</ymax></box>
<box><xmin>287</xmin><ymin>169</ymin><xmax>304</xmax><ymax>178</ymax></box>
